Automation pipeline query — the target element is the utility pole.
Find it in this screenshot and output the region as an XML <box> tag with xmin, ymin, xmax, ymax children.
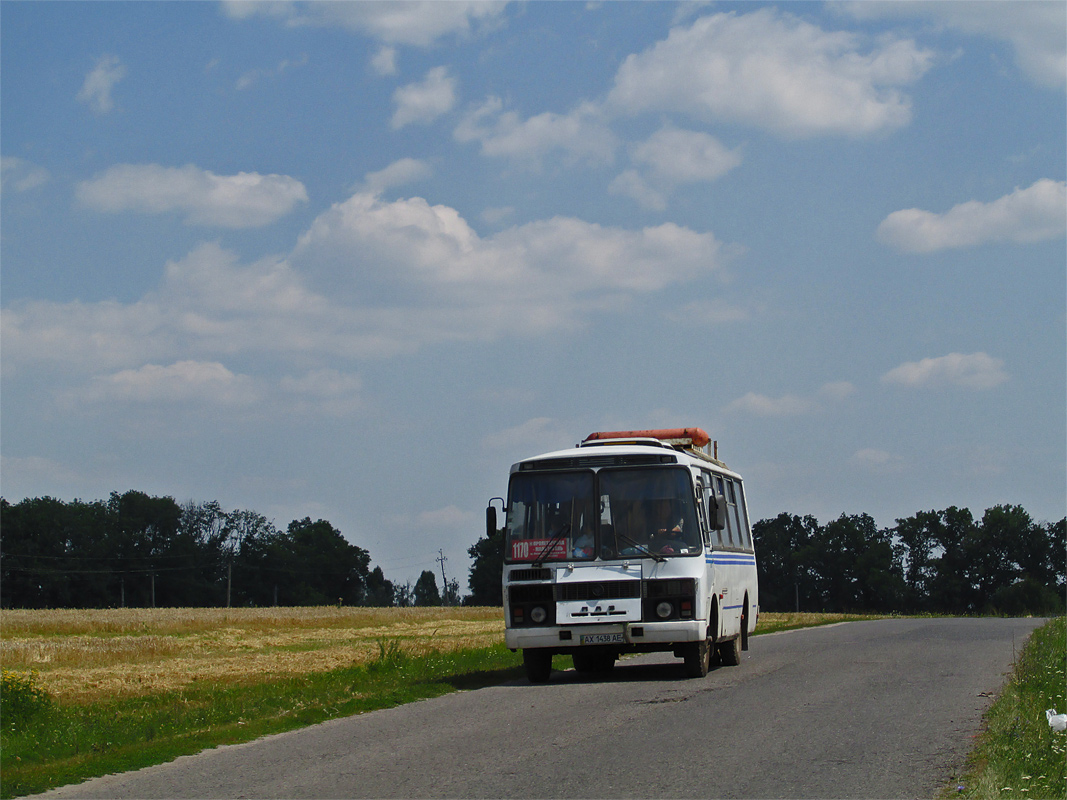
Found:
<box><xmin>436</xmin><ymin>549</ymin><xmax>449</xmax><ymax>606</ymax></box>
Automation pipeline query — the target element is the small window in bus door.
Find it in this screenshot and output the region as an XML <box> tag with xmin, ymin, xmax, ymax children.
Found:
<box><xmin>696</xmin><ymin>478</ymin><xmax>711</xmax><ymax>547</ymax></box>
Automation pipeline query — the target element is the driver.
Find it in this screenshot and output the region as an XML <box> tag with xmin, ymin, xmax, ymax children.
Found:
<box><xmin>650</xmin><ymin>500</ymin><xmax>686</xmax><ymax>554</ymax></box>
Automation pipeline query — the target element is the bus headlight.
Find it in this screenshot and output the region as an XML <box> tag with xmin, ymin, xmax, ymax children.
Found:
<box><xmin>530</xmin><ymin>606</ymin><xmax>548</xmax><ymax>624</ymax></box>
<box><xmin>655</xmin><ymin>601</ymin><xmax>673</xmax><ymax>619</ymax></box>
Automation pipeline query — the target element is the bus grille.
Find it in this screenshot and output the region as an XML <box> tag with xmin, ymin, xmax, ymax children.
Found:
<box><xmin>509</xmin><ymin>584</ymin><xmax>553</xmax><ymax>603</ymax></box>
<box><xmin>509</xmin><ymin>568</ymin><xmax>551</xmax><ymax>582</ymax></box>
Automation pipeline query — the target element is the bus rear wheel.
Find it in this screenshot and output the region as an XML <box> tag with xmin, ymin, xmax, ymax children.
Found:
<box><xmin>719</xmin><ymin>635</ymin><xmax>742</xmax><ymax>666</ymax></box>
<box><xmin>683</xmin><ymin>639</ymin><xmax>711</xmax><ymax>678</ymax></box>
<box><xmin>523</xmin><ymin>649</ymin><xmax>553</xmax><ymax>683</ymax></box>
<box><xmin>740</xmin><ymin>601</ymin><xmax>750</xmax><ymax>652</ymax></box>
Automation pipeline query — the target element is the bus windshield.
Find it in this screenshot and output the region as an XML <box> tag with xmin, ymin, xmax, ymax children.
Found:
<box><xmin>505</xmin><ymin>467</ymin><xmax>700</xmax><ymax>563</ymax></box>
<box><xmin>506</xmin><ymin>471</ymin><xmax>595</xmax><ymax>563</ymax></box>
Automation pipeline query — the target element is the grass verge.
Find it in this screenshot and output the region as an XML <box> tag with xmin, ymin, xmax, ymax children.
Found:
<box><xmin>1</xmin><ymin>641</ymin><xmax>524</xmax><ymax>799</ymax></box>
<box><xmin>945</xmin><ymin>616</ymin><xmax>1066</xmax><ymax>800</ymax></box>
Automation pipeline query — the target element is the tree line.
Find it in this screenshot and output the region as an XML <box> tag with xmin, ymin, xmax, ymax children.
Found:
<box><xmin>3</xmin><ymin>493</ymin><xmax>1063</xmax><ymax>615</ymax></box>
<box><xmin>1</xmin><ymin>492</ymin><xmax>452</xmax><ymax>609</ymax></box>
<box><xmin>752</xmin><ymin>506</ymin><xmax>1064</xmax><ymax>615</ymax></box>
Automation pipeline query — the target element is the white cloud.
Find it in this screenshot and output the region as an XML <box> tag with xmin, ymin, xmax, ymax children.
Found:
<box><xmin>224</xmin><ymin>1</ymin><xmax>508</xmax><ymax>47</ymax></box>
<box><xmin>481</xmin><ymin>206</ymin><xmax>515</xmax><ymax>226</ymax></box>
<box><xmin>608</xmin><ymin>170</ymin><xmax>666</xmax><ymax>211</ymax></box>
<box><xmin>612</xmin><ymin>126</ymin><xmax>742</xmax><ymax>209</ymax></box>
<box><xmin>371</xmin><ymin>46</ymin><xmax>398</xmax><ymax>76</ymax></box>
<box><xmin>725</xmin><ymin>381</ymin><xmax>854</xmax><ymax>417</ymax></box>
<box><xmin>76</xmin><ymin>360</ymin><xmax>260</xmax><ymax>406</ymax></box>
<box><xmin>391</xmin><ymin>66</ymin><xmax>457</xmax><ymax>128</ymax></box>
<box><xmin>77</xmin><ymin>54</ymin><xmax>126</xmax><ymax>115</ymax></box>
<box><xmin>1</xmin><ymin>243</ymin><xmax>332</xmax><ymax>375</ymax></box>
<box><xmin>75</xmin><ymin>164</ymin><xmax>308</xmax><ymax>228</ymax></box>
<box><xmin>851</xmin><ymin>448</ymin><xmax>905</xmax><ymax>473</ymax></box>
<box><xmin>606</xmin><ymin>8</ymin><xmax>934</xmax><ymax>137</ymax></box>
<box><xmin>630</xmin><ymin>126</ymin><xmax>742</xmax><ymax>185</ymax></box>
<box><xmin>839</xmin><ymin>1</ymin><xmax>1066</xmax><ymax>90</ymax></box>
<box><xmin>292</xmin><ymin>192</ymin><xmax>727</xmax><ymax>321</ymax></box>
<box><xmin>881</xmin><ymin>352</ymin><xmax>1008</xmax><ymax>390</ymax></box>
<box><xmin>876</xmin><ymin>179</ymin><xmax>1067</xmax><ymax>253</ymax></box>
<box><xmin>454</xmin><ymin>97</ymin><xmax>618</xmax><ymax>167</ymax></box>
<box><xmin>361</xmin><ymin>158</ymin><xmax>433</xmax><ymax>194</ymax></box>
<box><xmin>1</xmin><ymin>157</ymin><xmax>50</xmax><ymax>192</ymax></box>
<box><xmin>236</xmin><ymin>54</ymin><xmax>308</xmax><ymax>91</ymax></box>
<box><xmin>4</xmin><ymin>196</ymin><xmax>731</xmax><ymax>378</ymax></box>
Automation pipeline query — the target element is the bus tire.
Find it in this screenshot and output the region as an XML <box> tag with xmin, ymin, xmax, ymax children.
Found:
<box><xmin>719</xmin><ymin>634</ymin><xmax>742</xmax><ymax>666</ymax></box>
<box><xmin>740</xmin><ymin>600</ymin><xmax>750</xmax><ymax>652</ymax></box>
<box><xmin>683</xmin><ymin>639</ymin><xmax>711</xmax><ymax>678</ymax></box>
<box><xmin>523</xmin><ymin>649</ymin><xmax>553</xmax><ymax>683</ymax></box>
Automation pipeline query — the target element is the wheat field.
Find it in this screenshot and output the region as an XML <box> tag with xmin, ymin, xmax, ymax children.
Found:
<box><xmin>0</xmin><ymin>607</ymin><xmax>505</xmax><ymax>702</ymax></box>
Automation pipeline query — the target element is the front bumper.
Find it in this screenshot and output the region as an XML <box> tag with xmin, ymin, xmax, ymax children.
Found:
<box><xmin>505</xmin><ymin>619</ymin><xmax>706</xmax><ymax>651</ymax></box>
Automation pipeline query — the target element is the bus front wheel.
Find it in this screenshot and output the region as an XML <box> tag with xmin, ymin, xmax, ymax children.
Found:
<box><xmin>683</xmin><ymin>639</ymin><xmax>711</xmax><ymax>678</ymax></box>
<box><xmin>523</xmin><ymin>649</ymin><xmax>553</xmax><ymax>683</ymax></box>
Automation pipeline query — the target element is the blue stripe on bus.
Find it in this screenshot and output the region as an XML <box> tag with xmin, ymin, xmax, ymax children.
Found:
<box><xmin>706</xmin><ymin>555</ymin><xmax>756</xmax><ymax>565</ymax></box>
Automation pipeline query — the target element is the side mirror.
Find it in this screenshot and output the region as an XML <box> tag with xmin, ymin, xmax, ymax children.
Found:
<box><xmin>486</xmin><ymin>505</ymin><xmax>497</xmax><ymax>538</ymax></box>
<box><xmin>710</xmin><ymin>493</ymin><xmax>727</xmax><ymax>530</ymax></box>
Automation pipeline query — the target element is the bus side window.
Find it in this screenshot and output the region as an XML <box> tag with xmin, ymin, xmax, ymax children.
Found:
<box><xmin>735</xmin><ymin>481</ymin><xmax>752</xmax><ymax>551</ymax></box>
<box><xmin>708</xmin><ymin>477</ymin><xmax>724</xmax><ymax>546</ymax></box>
<box><xmin>727</xmin><ymin>480</ymin><xmax>744</xmax><ymax>548</ymax></box>
<box><xmin>717</xmin><ymin>475</ymin><xmax>734</xmax><ymax>546</ymax></box>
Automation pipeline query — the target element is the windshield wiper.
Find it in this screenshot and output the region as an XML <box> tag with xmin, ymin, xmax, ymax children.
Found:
<box><xmin>615</xmin><ymin>531</ymin><xmax>665</xmax><ymax>563</ymax></box>
<box><xmin>533</xmin><ymin>523</ymin><xmax>571</xmax><ymax>568</ymax></box>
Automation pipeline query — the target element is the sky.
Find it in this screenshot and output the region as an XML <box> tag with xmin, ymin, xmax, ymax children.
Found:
<box><xmin>2</xmin><ymin>1</ymin><xmax>1065</xmax><ymax>592</ymax></box>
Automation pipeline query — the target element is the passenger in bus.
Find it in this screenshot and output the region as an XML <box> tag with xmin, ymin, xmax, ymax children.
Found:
<box><xmin>572</xmin><ymin>525</ymin><xmax>595</xmax><ymax>559</ymax></box>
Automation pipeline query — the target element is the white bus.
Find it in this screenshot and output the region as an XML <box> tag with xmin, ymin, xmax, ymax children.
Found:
<box><xmin>486</xmin><ymin>428</ymin><xmax>758</xmax><ymax>683</ymax></box>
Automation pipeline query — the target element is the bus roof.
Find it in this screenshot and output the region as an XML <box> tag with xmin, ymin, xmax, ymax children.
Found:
<box><xmin>511</xmin><ymin>433</ymin><xmax>735</xmax><ymax>475</ymax></box>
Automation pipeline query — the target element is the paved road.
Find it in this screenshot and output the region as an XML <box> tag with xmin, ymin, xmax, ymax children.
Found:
<box><xmin>35</xmin><ymin>617</ymin><xmax>1044</xmax><ymax>799</ymax></box>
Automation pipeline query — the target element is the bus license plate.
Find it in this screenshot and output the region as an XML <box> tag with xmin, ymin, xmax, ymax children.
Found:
<box><xmin>580</xmin><ymin>633</ymin><xmax>624</xmax><ymax>645</ymax></box>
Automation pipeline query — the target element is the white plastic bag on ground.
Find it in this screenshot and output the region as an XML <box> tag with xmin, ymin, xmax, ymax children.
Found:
<box><xmin>1047</xmin><ymin>708</ymin><xmax>1067</xmax><ymax>732</ymax></box>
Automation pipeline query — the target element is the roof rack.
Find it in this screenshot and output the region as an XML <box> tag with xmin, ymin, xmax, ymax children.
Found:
<box><xmin>582</xmin><ymin>427</ymin><xmax>711</xmax><ymax>448</ymax></box>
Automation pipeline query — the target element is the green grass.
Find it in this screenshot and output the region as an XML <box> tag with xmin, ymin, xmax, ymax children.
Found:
<box><xmin>946</xmin><ymin>616</ymin><xmax>1067</xmax><ymax>800</ymax></box>
<box><xmin>0</xmin><ymin>641</ymin><xmax>525</xmax><ymax>799</ymax></box>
